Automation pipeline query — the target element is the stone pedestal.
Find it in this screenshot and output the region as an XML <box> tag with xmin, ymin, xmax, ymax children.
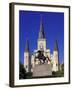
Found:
<box><xmin>33</xmin><ymin>63</ymin><xmax>52</xmax><ymax>77</ymax></box>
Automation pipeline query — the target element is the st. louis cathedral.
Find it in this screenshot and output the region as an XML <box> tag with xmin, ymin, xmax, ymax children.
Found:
<box><xmin>24</xmin><ymin>17</ymin><xmax>59</xmax><ymax>77</ymax></box>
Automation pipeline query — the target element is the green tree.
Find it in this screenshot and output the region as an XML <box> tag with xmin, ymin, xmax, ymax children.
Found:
<box><xmin>19</xmin><ymin>62</ymin><xmax>27</xmax><ymax>79</ymax></box>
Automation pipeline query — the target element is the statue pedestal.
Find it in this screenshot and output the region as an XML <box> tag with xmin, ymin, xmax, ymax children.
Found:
<box><xmin>33</xmin><ymin>63</ymin><xmax>52</xmax><ymax>77</ymax></box>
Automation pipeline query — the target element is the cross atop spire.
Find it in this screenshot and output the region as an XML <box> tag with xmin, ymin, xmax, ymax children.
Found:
<box><xmin>54</xmin><ymin>40</ymin><xmax>58</xmax><ymax>51</ymax></box>
<box><xmin>24</xmin><ymin>39</ymin><xmax>29</xmax><ymax>52</ymax></box>
<box><xmin>38</xmin><ymin>17</ymin><xmax>45</xmax><ymax>39</ymax></box>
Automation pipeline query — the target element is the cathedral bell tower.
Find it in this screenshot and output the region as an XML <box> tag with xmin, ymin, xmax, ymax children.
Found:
<box><xmin>38</xmin><ymin>17</ymin><xmax>46</xmax><ymax>52</ymax></box>
<box><xmin>52</xmin><ymin>40</ymin><xmax>59</xmax><ymax>72</ymax></box>
<box><xmin>24</xmin><ymin>40</ymin><xmax>31</xmax><ymax>72</ymax></box>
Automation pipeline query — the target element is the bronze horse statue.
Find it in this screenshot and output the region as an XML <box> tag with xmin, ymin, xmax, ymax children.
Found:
<box><xmin>35</xmin><ymin>50</ymin><xmax>50</xmax><ymax>64</ymax></box>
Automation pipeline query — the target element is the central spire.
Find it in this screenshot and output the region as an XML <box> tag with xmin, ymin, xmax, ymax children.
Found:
<box><xmin>38</xmin><ymin>17</ymin><xmax>45</xmax><ymax>39</ymax></box>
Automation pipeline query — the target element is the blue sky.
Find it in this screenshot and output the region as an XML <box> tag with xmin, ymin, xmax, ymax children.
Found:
<box><xmin>19</xmin><ymin>10</ymin><xmax>64</xmax><ymax>64</ymax></box>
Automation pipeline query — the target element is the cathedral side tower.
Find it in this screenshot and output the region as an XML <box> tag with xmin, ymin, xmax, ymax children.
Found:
<box><xmin>52</xmin><ymin>40</ymin><xmax>59</xmax><ymax>72</ymax></box>
<box><xmin>24</xmin><ymin>40</ymin><xmax>31</xmax><ymax>72</ymax></box>
<box><xmin>38</xmin><ymin>17</ymin><xmax>46</xmax><ymax>52</ymax></box>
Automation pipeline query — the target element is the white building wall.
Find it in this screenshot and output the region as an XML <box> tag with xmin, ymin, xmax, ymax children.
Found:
<box><xmin>24</xmin><ymin>52</ymin><xmax>30</xmax><ymax>72</ymax></box>
<box><xmin>46</xmin><ymin>49</ymin><xmax>50</xmax><ymax>58</ymax></box>
<box><xmin>52</xmin><ymin>51</ymin><xmax>59</xmax><ymax>72</ymax></box>
<box><xmin>31</xmin><ymin>55</ymin><xmax>35</xmax><ymax>72</ymax></box>
<box><xmin>38</xmin><ymin>39</ymin><xmax>46</xmax><ymax>51</ymax></box>
<box><xmin>50</xmin><ymin>54</ymin><xmax>53</xmax><ymax>64</ymax></box>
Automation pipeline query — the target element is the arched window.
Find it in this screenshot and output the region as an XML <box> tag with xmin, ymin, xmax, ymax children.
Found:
<box><xmin>56</xmin><ymin>64</ymin><xmax>58</xmax><ymax>66</ymax></box>
<box><xmin>26</xmin><ymin>65</ymin><xmax>27</xmax><ymax>68</ymax></box>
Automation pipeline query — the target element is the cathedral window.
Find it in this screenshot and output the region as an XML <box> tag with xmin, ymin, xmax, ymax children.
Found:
<box><xmin>26</xmin><ymin>56</ymin><xmax>27</xmax><ymax>58</ymax></box>
<box><xmin>56</xmin><ymin>64</ymin><xmax>58</xmax><ymax>66</ymax></box>
<box><xmin>26</xmin><ymin>65</ymin><xmax>27</xmax><ymax>68</ymax></box>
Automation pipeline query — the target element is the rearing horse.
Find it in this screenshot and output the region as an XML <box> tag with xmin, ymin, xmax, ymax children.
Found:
<box><xmin>35</xmin><ymin>50</ymin><xmax>46</xmax><ymax>64</ymax></box>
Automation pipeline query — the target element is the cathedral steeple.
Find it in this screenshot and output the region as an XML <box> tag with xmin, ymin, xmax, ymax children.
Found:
<box><xmin>52</xmin><ymin>40</ymin><xmax>59</xmax><ymax>72</ymax></box>
<box><xmin>54</xmin><ymin>40</ymin><xmax>58</xmax><ymax>51</ymax></box>
<box><xmin>39</xmin><ymin>17</ymin><xmax>45</xmax><ymax>39</ymax></box>
<box><xmin>25</xmin><ymin>39</ymin><xmax>29</xmax><ymax>52</ymax></box>
<box><xmin>24</xmin><ymin>39</ymin><xmax>30</xmax><ymax>72</ymax></box>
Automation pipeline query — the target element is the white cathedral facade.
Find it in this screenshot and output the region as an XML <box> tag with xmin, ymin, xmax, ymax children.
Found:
<box><xmin>24</xmin><ymin>18</ymin><xmax>59</xmax><ymax>74</ymax></box>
